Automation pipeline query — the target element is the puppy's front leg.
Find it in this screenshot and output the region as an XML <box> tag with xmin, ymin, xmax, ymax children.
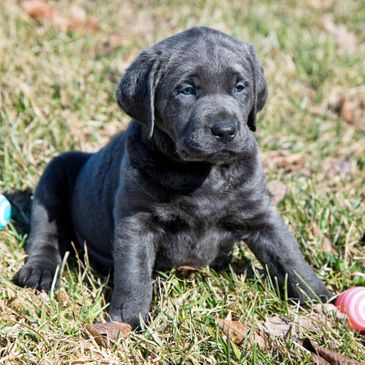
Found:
<box><xmin>244</xmin><ymin>207</ymin><xmax>331</xmax><ymax>302</ymax></box>
<box><xmin>109</xmin><ymin>214</ymin><xmax>157</xmax><ymax>328</ymax></box>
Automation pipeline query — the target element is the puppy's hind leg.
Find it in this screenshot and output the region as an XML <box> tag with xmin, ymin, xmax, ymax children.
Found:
<box><xmin>17</xmin><ymin>151</ymin><xmax>91</xmax><ymax>291</ymax></box>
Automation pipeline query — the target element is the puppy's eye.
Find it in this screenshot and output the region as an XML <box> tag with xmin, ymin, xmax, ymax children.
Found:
<box><xmin>180</xmin><ymin>86</ymin><xmax>195</xmax><ymax>96</ymax></box>
<box><xmin>234</xmin><ymin>81</ymin><xmax>248</xmax><ymax>93</ymax></box>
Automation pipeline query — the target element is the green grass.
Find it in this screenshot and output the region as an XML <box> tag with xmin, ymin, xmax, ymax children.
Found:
<box><xmin>0</xmin><ymin>0</ymin><xmax>364</xmax><ymax>363</ymax></box>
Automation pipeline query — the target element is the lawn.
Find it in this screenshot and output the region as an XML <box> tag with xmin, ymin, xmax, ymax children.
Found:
<box><xmin>0</xmin><ymin>0</ymin><xmax>364</xmax><ymax>364</ymax></box>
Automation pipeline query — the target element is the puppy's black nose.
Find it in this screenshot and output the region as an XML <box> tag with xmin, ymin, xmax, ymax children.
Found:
<box><xmin>211</xmin><ymin>122</ymin><xmax>237</xmax><ymax>143</ymax></box>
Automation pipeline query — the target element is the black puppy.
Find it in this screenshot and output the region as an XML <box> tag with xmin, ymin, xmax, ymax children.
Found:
<box><xmin>18</xmin><ymin>27</ymin><xmax>330</xmax><ymax>328</ymax></box>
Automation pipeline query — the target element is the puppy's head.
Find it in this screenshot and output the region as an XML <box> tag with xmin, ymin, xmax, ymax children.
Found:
<box><xmin>117</xmin><ymin>27</ymin><xmax>268</xmax><ymax>163</ymax></box>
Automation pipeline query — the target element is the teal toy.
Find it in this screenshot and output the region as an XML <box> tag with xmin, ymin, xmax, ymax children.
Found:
<box><xmin>0</xmin><ymin>194</ymin><xmax>11</xmax><ymax>229</ymax></box>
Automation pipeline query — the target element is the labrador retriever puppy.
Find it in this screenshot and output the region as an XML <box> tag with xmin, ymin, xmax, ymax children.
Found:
<box><xmin>17</xmin><ymin>27</ymin><xmax>331</xmax><ymax>328</ymax></box>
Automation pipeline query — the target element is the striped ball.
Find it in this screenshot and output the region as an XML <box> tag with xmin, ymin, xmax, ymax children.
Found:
<box><xmin>336</xmin><ymin>287</ymin><xmax>365</xmax><ymax>331</ymax></box>
<box><xmin>0</xmin><ymin>194</ymin><xmax>12</xmax><ymax>229</ymax></box>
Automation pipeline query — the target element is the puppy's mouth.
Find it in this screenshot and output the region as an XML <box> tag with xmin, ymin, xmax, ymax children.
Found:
<box><xmin>177</xmin><ymin>144</ymin><xmax>241</xmax><ymax>163</ymax></box>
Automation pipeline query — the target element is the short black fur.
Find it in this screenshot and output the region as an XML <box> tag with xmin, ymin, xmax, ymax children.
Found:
<box><xmin>17</xmin><ymin>27</ymin><xmax>331</xmax><ymax>328</ymax></box>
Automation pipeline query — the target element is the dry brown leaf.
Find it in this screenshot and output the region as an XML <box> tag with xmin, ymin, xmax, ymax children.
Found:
<box><xmin>267</xmin><ymin>180</ymin><xmax>288</xmax><ymax>205</ymax></box>
<box><xmin>253</xmin><ymin>332</ymin><xmax>267</xmax><ymax>351</ymax></box>
<box><xmin>62</xmin><ymin>15</ymin><xmax>100</xmax><ymax>34</ymax></box>
<box><xmin>261</xmin><ymin>150</ymin><xmax>306</xmax><ymax>173</ymax></box>
<box><xmin>217</xmin><ymin>318</ymin><xmax>268</xmax><ymax>350</ymax></box>
<box><xmin>86</xmin><ymin>322</ymin><xmax>131</xmax><ymax>348</ymax></box>
<box><xmin>302</xmin><ymin>338</ymin><xmax>362</xmax><ymax>365</ymax></box>
<box><xmin>22</xmin><ymin>0</ymin><xmax>55</xmax><ymax>20</ymax></box>
<box><xmin>216</xmin><ymin>318</ymin><xmax>247</xmax><ymax>345</ymax></box>
<box><xmin>22</xmin><ymin>0</ymin><xmax>100</xmax><ymax>33</ymax></box>
<box><xmin>340</xmin><ymin>97</ymin><xmax>365</xmax><ymax>129</ymax></box>
<box><xmin>327</xmin><ymin>89</ymin><xmax>365</xmax><ymax>131</ymax></box>
<box><xmin>311</xmin><ymin>222</ymin><xmax>321</xmax><ymax>237</ymax></box>
<box><xmin>296</xmin><ymin>316</ymin><xmax>318</xmax><ymax>333</ymax></box>
<box><xmin>263</xmin><ymin>316</ymin><xmax>291</xmax><ymax>337</ymax></box>
<box><xmin>177</xmin><ymin>265</ymin><xmax>201</xmax><ymax>275</ymax></box>
<box><xmin>322</xmin><ymin>236</ymin><xmax>338</xmax><ymax>255</ymax></box>
<box><xmin>322</xmin><ymin>15</ymin><xmax>357</xmax><ymax>54</ymax></box>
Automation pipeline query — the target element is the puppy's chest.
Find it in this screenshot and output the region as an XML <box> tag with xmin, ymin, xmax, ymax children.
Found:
<box><xmin>153</xmin><ymin>194</ymin><xmax>240</xmax><ymax>269</ymax></box>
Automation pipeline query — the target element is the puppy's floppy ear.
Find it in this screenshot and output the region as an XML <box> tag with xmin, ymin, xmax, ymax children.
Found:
<box><xmin>116</xmin><ymin>49</ymin><xmax>162</xmax><ymax>138</ymax></box>
<box><xmin>247</xmin><ymin>45</ymin><xmax>268</xmax><ymax>132</ymax></box>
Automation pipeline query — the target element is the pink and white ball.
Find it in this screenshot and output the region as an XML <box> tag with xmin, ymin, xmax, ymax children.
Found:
<box><xmin>0</xmin><ymin>194</ymin><xmax>12</xmax><ymax>229</ymax></box>
<box><xmin>336</xmin><ymin>287</ymin><xmax>365</xmax><ymax>331</ymax></box>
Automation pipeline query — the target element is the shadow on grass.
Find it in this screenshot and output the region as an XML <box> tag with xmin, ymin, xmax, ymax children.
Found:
<box><xmin>4</xmin><ymin>189</ymin><xmax>32</xmax><ymax>236</ymax></box>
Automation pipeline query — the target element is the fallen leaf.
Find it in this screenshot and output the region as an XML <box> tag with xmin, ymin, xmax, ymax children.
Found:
<box><xmin>22</xmin><ymin>0</ymin><xmax>55</xmax><ymax>20</ymax></box>
<box><xmin>296</xmin><ymin>316</ymin><xmax>318</xmax><ymax>333</ymax></box>
<box><xmin>311</xmin><ymin>222</ymin><xmax>321</xmax><ymax>237</ymax></box>
<box><xmin>263</xmin><ymin>316</ymin><xmax>291</xmax><ymax>337</ymax></box>
<box><xmin>216</xmin><ymin>318</ymin><xmax>267</xmax><ymax>349</ymax></box>
<box><xmin>253</xmin><ymin>332</ymin><xmax>267</xmax><ymax>351</ymax></box>
<box><xmin>267</xmin><ymin>180</ymin><xmax>288</xmax><ymax>205</ymax></box>
<box><xmin>261</xmin><ymin>150</ymin><xmax>306</xmax><ymax>173</ymax></box>
<box><xmin>327</xmin><ymin>89</ymin><xmax>365</xmax><ymax>131</ymax></box>
<box><xmin>322</xmin><ymin>15</ymin><xmax>357</xmax><ymax>54</ymax></box>
<box><xmin>216</xmin><ymin>318</ymin><xmax>247</xmax><ymax>345</ymax></box>
<box><xmin>22</xmin><ymin>0</ymin><xmax>100</xmax><ymax>33</ymax></box>
<box><xmin>86</xmin><ymin>322</ymin><xmax>131</xmax><ymax>348</ymax></box>
<box><xmin>340</xmin><ymin>97</ymin><xmax>365</xmax><ymax>129</ymax></box>
<box><xmin>302</xmin><ymin>338</ymin><xmax>362</xmax><ymax>365</ymax></box>
<box><xmin>322</xmin><ymin>236</ymin><xmax>338</xmax><ymax>255</ymax></box>
<box><xmin>62</xmin><ymin>15</ymin><xmax>100</xmax><ymax>34</ymax></box>
<box><xmin>177</xmin><ymin>265</ymin><xmax>201</xmax><ymax>275</ymax></box>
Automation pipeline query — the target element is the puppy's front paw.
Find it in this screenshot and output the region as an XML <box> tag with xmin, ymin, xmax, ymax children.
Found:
<box><xmin>109</xmin><ymin>298</ymin><xmax>150</xmax><ymax>329</ymax></box>
<box><xmin>16</xmin><ymin>260</ymin><xmax>60</xmax><ymax>291</ymax></box>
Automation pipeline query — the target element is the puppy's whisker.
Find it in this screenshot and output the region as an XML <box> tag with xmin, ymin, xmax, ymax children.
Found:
<box><xmin>184</xmin><ymin>136</ymin><xmax>193</xmax><ymax>145</ymax></box>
